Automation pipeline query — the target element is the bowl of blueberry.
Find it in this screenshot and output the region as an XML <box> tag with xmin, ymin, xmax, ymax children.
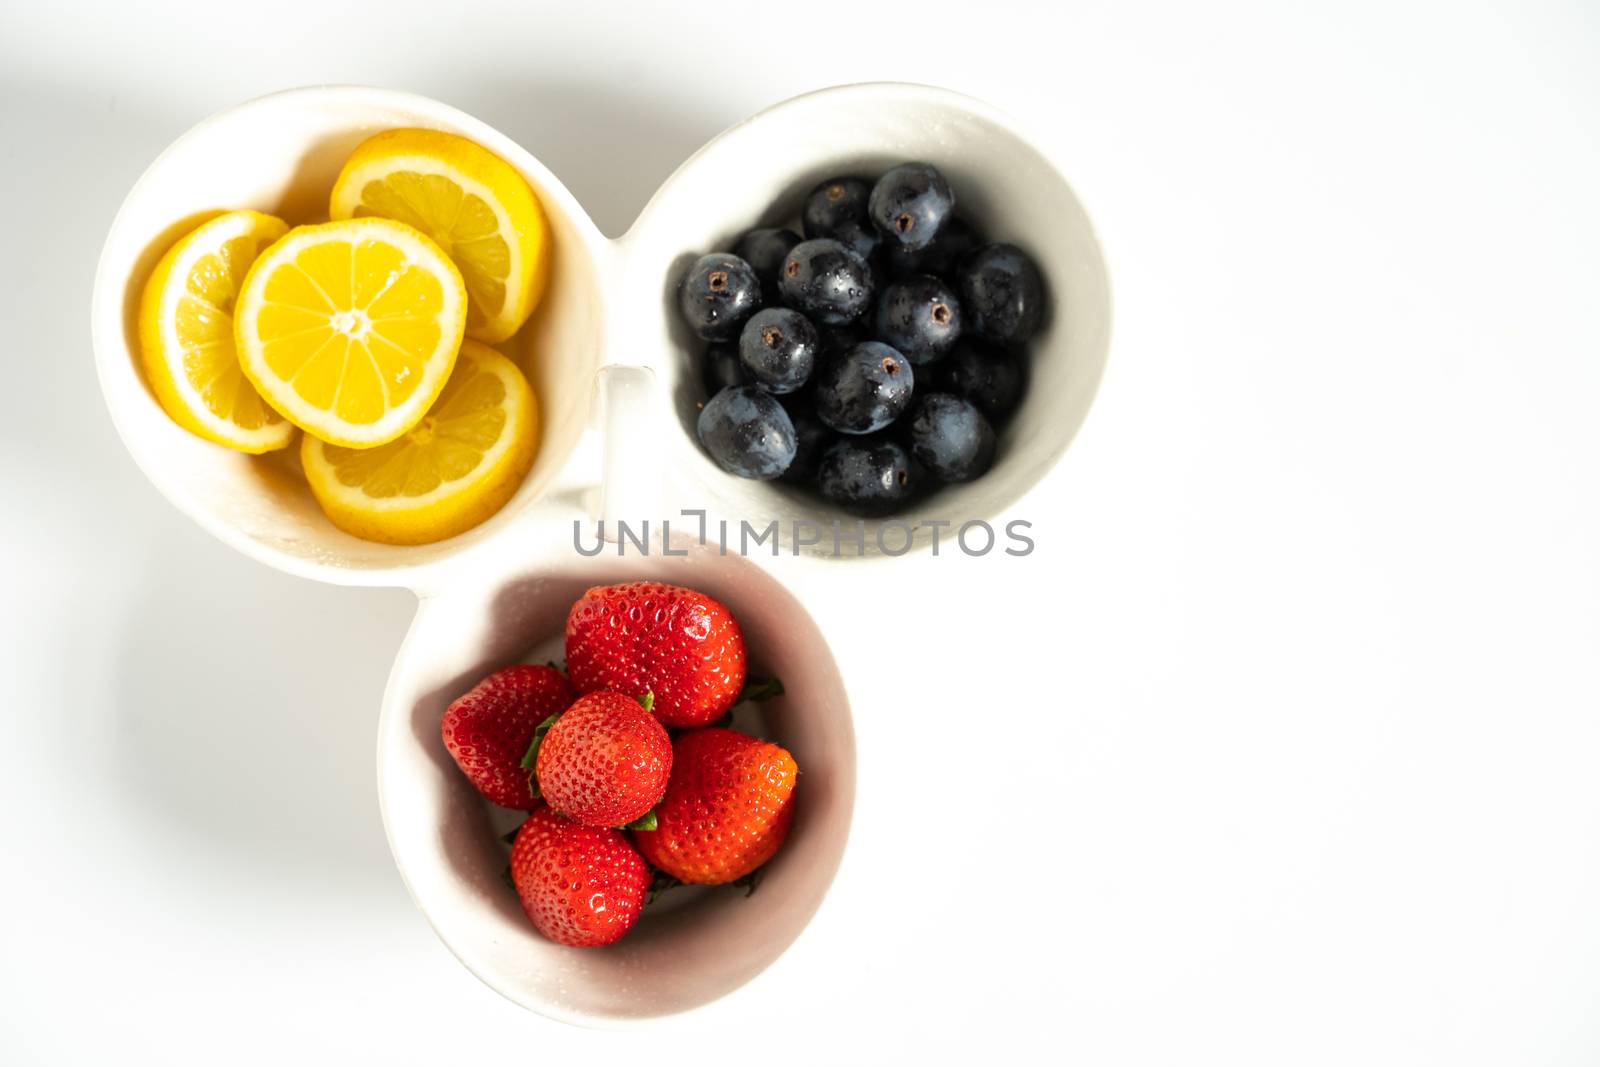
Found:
<box><xmin>630</xmin><ymin>83</ymin><xmax>1111</xmax><ymax>553</ymax></box>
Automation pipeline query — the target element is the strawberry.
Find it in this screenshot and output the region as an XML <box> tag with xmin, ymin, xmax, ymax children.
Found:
<box><xmin>440</xmin><ymin>664</ymin><xmax>575</xmax><ymax>810</ymax></box>
<box><xmin>565</xmin><ymin>582</ymin><xmax>747</xmax><ymax>728</ymax></box>
<box><xmin>532</xmin><ymin>691</ymin><xmax>672</xmax><ymax>828</ymax></box>
<box><xmin>510</xmin><ymin>806</ymin><xmax>651</xmax><ymax>947</ymax></box>
<box><xmin>633</xmin><ymin>727</ymin><xmax>798</xmax><ymax>885</ymax></box>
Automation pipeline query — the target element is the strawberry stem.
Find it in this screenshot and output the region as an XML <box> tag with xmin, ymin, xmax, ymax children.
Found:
<box><xmin>739</xmin><ymin>676</ymin><xmax>785</xmax><ymax>703</ymax></box>
<box><xmin>647</xmin><ymin>869</ymin><xmax>682</xmax><ymax>904</ymax></box>
<box><xmin>518</xmin><ymin>712</ymin><xmax>561</xmax><ymax>795</ymax></box>
<box><xmin>637</xmin><ymin>691</ymin><xmax>655</xmax><ymax>714</ymax></box>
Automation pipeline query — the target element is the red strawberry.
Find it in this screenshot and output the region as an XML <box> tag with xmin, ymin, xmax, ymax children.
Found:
<box><xmin>633</xmin><ymin>727</ymin><xmax>797</xmax><ymax>885</ymax></box>
<box><xmin>511</xmin><ymin>806</ymin><xmax>651</xmax><ymax>947</ymax></box>
<box><xmin>533</xmin><ymin>691</ymin><xmax>672</xmax><ymax>828</ymax></box>
<box><xmin>440</xmin><ymin>664</ymin><xmax>575</xmax><ymax>810</ymax></box>
<box><xmin>565</xmin><ymin>582</ymin><xmax>747</xmax><ymax>728</ymax></box>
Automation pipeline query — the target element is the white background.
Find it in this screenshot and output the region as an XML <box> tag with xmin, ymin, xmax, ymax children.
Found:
<box><xmin>3</xmin><ymin>1</ymin><xmax>1598</xmax><ymax>1063</ymax></box>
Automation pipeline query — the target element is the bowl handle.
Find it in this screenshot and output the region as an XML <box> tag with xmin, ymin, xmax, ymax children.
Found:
<box><xmin>593</xmin><ymin>363</ymin><xmax>661</xmax><ymax>542</ymax></box>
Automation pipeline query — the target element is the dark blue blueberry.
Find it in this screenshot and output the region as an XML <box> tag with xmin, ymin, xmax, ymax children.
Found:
<box><xmin>959</xmin><ymin>243</ymin><xmax>1045</xmax><ymax>346</ymax></box>
<box><xmin>738</xmin><ymin>308</ymin><xmax>818</xmax><ymax>394</ymax></box>
<box><xmin>778</xmin><ymin>238</ymin><xmax>875</xmax><ymax>326</ymax></box>
<box><xmin>813</xmin><ymin>341</ymin><xmax>914</xmax><ymax>434</ymax></box>
<box><xmin>697</xmin><ymin>386</ymin><xmax>797</xmax><ymax>480</ymax></box>
<box><xmin>701</xmin><ymin>342</ymin><xmax>748</xmax><ymax>397</ymax></box>
<box><xmin>872</xmin><ymin>274</ymin><xmax>962</xmax><ymax>365</ymax></box>
<box><xmin>802</xmin><ymin>176</ymin><xmax>879</xmax><ymax>261</ymax></box>
<box><xmin>934</xmin><ymin>341</ymin><xmax>1025</xmax><ymax>420</ymax></box>
<box><xmin>879</xmin><ymin>216</ymin><xmax>981</xmax><ymax>280</ymax></box>
<box><xmin>818</xmin><ymin>438</ymin><xmax>914</xmax><ymax>516</ymax></box>
<box><xmin>732</xmin><ymin>228</ymin><xmax>801</xmax><ymax>297</ymax></box>
<box><xmin>779</xmin><ymin>393</ymin><xmax>835</xmax><ymax>485</ymax></box>
<box><xmin>906</xmin><ymin>393</ymin><xmax>996</xmax><ymax>482</ymax></box>
<box><xmin>869</xmin><ymin>162</ymin><xmax>955</xmax><ymax>251</ymax></box>
<box><xmin>679</xmin><ymin>253</ymin><xmax>761</xmax><ymax>341</ymax></box>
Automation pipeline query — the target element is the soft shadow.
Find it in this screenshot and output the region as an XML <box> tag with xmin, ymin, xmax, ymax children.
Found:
<box><xmin>108</xmin><ymin>539</ymin><xmax>414</xmax><ymax>888</ymax></box>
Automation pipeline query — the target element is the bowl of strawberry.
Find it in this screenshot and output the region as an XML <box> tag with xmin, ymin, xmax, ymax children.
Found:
<box><xmin>376</xmin><ymin>540</ymin><xmax>854</xmax><ymax>1024</ymax></box>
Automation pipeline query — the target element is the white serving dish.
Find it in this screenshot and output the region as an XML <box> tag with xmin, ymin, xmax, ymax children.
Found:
<box><xmin>89</xmin><ymin>82</ymin><xmax>1110</xmax><ymax>1025</ymax></box>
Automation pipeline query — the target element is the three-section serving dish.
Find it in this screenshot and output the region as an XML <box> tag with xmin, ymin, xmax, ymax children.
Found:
<box><xmin>91</xmin><ymin>82</ymin><xmax>1111</xmax><ymax>1025</ymax></box>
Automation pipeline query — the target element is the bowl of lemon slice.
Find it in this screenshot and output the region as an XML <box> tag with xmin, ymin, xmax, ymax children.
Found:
<box><xmin>93</xmin><ymin>87</ymin><xmax>608</xmax><ymax>586</ymax></box>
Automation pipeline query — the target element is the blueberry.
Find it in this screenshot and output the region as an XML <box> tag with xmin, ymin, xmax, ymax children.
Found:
<box><xmin>869</xmin><ymin>162</ymin><xmax>955</xmax><ymax>251</ymax></box>
<box><xmin>801</xmin><ymin>176</ymin><xmax>879</xmax><ymax>260</ymax></box>
<box><xmin>934</xmin><ymin>341</ymin><xmax>1025</xmax><ymax>420</ymax></box>
<box><xmin>906</xmin><ymin>393</ymin><xmax>996</xmax><ymax>482</ymax></box>
<box><xmin>738</xmin><ymin>308</ymin><xmax>818</xmax><ymax>394</ymax></box>
<box><xmin>873</xmin><ymin>274</ymin><xmax>962</xmax><ymax>365</ymax></box>
<box><xmin>959</xmin><ymin>243</ymin><xmax>1045</xmax><ymax>346</ymax></box>
<box><xmin>679</xmin><ymin>253</ymin><xmax>761</xmax><ymax>341</ymax></box>
<box><xmin>818</xmin><ymin>438</ymin><xmax>914</xmax><ymax>516</ymax></box>
<box><xmin>778</xmin><ymin>238</ymin><xmax>875</xmax><ymax>326</ymax></box>
<box><xmin>701</xmin><ymin>342</ymin><xmax>748</xmax><ymax>396</ymax></box>
<box><xmin>779</xmin><ymin>393</ymin><xmax>835</xmax><ymax>484</ymax></box>
<box><xmin>732</xmin><ymin>228</ymin><xmax>801</xmax><ymax>297</ymax></box>
<box><xmin>880</xmin><ymin>216</ymin><xmax>981</xmax><ymax>280</ymax></box>
<box><xmin>697</xmin><ymin>386</ymin><xmax>797</xmax><ymax>480</ymax></box>
<box><xmin>814</xmin><ymin>341</ymin><xmax>914</xmax><ymax>434</ymax></box>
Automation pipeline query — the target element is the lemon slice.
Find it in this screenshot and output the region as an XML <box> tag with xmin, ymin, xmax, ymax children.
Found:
<box><xmin>329</xmin><ymin>128</ymin><xmax>550</xmax><ymax>344</ymax></box>
<box><xmin>137</xmin><ymin>210</ymin><xmax>295</xmax><ymax>453</ymax></box>
<box><xmin>300</xmin><ymin>340</ymin><xmax>538</xmax><ymax>545</ymax></box>
<box><xmin>233</xmin><ymin>217</ymin><xmax>467</xmax><ymax>448</ymax></box>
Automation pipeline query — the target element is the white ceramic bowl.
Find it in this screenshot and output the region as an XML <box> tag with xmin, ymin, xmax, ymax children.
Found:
<box><xmin>625</xmin><ymin>82</ymin><xmax>1112</xmax><ymax>554</ymax></box>
<box><xmin>90</xmin><ymin>86</ymin><xmax>610</xmax><ymax>588</ymax></box>
<box><xmin>378</xmin><ymin>533</ymin><xmax>855</xmax><ymax>1025</ymax></box>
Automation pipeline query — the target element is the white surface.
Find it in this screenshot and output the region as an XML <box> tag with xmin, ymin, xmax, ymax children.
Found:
<box><xmin>2</xmin><ymin>1</ymin><xmax>1598</xmax><ymax>1064</ymax></box>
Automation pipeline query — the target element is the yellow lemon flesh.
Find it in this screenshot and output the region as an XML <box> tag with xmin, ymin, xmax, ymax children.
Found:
<box><xmin>233</xmin><ymin>217</ymin><xmax>467</xmax><ymax>448</ymax></box>
<box><xmin>300</xmin><ymin>340</ymin><xmax>538</xmax><ymax>545</ymax></box>
<box><xmin>138</xmin><ymin>210</ymin><xmax>295</xmax><ymax>453</ymax></box>
<box><xmin>329</xmin><ymin>128</ymin><xmax>550</xmax><ymax>344</ymax></box>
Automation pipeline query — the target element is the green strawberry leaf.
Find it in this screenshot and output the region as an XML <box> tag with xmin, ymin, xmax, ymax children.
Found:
<box><xmin>622</xmin><ymin>810</ymin><xmax>657</xmax><ymax>832</ymax></box>
<box><xmin>647</xmin><ymin>869</ymin><xmax>682</xmax><ymax>905</ymax></box>
<box><xmin>739</xmin><ymin>676</ymin><xmax>785</xmax><ymax>703</ymax></box>
<box><xmin>732</xmin><ymin>868</ymin><xmax>764</xmax><ymax>898</ymax></box>
<box><xmin>709</xmin><ymin>711</ymin><xmax>733</xmax><ymax>729</ymax></box>
<box><xmin>500</xmin><ymin>865</ymin><xmax>516</xmax><ymax>895</ymax></box>
<box><xmin>637</xmin><ymin>691</ymin><xmax>655</xmax><ymax>714</ymax></box>
<box><xmin>519</xmin><ymin>712</ymin><xmax>562</xmax><ymax>796</ymax></box>
<box><xmin>499</xmin><ymin>825</ymin><xmax>520</xmax><ymax>845</ymax></box>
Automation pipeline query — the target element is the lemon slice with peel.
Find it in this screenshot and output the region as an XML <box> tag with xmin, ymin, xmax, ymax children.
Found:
<box><xmin>300</xmin><ymin>340</ymin><xmax>538</xmax><ymax>545</ymax></box>
<box><xmin>329</xmin><ymin>128</ymin><xmax>550</xmax><ymax>344</ymax></box>
<box><xmin>138</xmin><ymin>210</ymin><xmax>295</xmax><ymax>453</ymax></box>
<box><xmin>233</xmin><ymin>217</ymin><xmax>467</xmax><ymax>448</ymax></box>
